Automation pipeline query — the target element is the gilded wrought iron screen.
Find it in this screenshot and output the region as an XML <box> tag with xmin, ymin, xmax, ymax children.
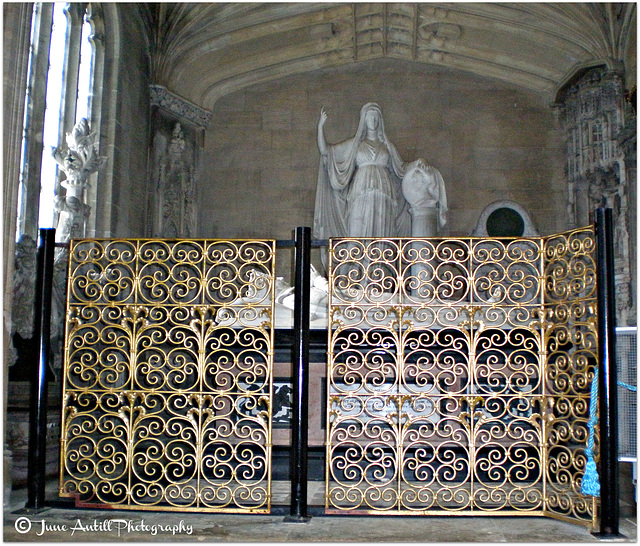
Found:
<box><xmin>543</xmin><ymin>228</ymin><xmax>598</xmax><ymax>524</ymax></box>
<box><xmin>325</xmin><ymin>230</ymin><xmax>598</xmax><ymax>526</ymax></box>
<box><xmin>60</xmin><ymin>239</ymin><xmax>275</xmax><ymax>512</ymax></box>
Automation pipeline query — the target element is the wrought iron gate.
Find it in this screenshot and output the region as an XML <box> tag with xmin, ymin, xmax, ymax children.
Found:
<box><xmin>59</xmin><ymin>238</ymin><xmax>275</xmax><ymax>512</ymax></box>
<box><xmin>57</xmin><ymin>230</ymin><xmax>600</xmax><ymax>523</ymax></box>
<box><xmin>325</xmin><ymin>228</ymin><xmax>598</xmax><ymax>526</ymax></box>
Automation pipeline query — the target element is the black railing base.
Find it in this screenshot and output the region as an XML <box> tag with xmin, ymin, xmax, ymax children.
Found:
<box><xmin>12</xmin><ymin>507</ymin><xmax>50</xmax><ymax>515</ymax></box>
<box><xmin>282</xmin><ymin>515</ymin><xmax>311</xmax><ymax>524</ymax></box>
<box><xmin>591</xmin><ymin>531</ymin><xmax>627</xmax><ymax>541</ymax></box>
<box><xmin>595</xmin><ymin>207</ymin><xmax>621</xmax><ymax>536</ymax></box>
<box><xmin>25</xmin><ymin>228</ymin><xmax>55</xmax><ymax>510</ymax></box>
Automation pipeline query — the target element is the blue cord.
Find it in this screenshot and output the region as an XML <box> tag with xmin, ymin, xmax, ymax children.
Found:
<box><xmin>580</xmin><ymin>373</ymin><xmax>636</xmax><ymax>497</ymax></box>
<box><xmin>618</xmin><ymin>381</ymin><xmax>637</xmax><ymax>392</ymax></box>
<box><xmin>581</xmin><ymin>366</ymin><xmax>600</xmax><ymax>497</ymax></box>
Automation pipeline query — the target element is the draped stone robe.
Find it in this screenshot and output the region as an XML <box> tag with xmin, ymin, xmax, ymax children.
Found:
<box><xmin>313</xmin><ymin>133</ymin><xmax>411</xmax><ymax>241</ymax></box>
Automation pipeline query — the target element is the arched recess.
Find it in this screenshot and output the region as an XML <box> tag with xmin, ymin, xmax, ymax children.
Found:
<box><xmin>471</xmin><ymin>200</ymin><xmax>539</xmax><ymax>237</ymax></box>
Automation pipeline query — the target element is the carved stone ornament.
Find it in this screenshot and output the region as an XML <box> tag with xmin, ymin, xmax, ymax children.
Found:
<box><xmin>51</xmin><ymin>118</ymin><xmax>107</xmax><ymax>242</ymax></box>
<box><xmin>52</xmin><ymin>118</ymin><xmax>107</xmax><ymax>191</ymax></box>
<box><xmin>9</xmin><ymin>235</ymin><xmax>37</xmax><ymax>366</ymax></box>
<box><xmin>401</xmin><ymin>159</ymin><xmax>448</xmax><ymax>237</ymax></box>
<box><xmin>155</xmin><ymin>122</ymin><xmax>197</xmax><ymax>238</ymax></box>
<box><xmin>150</xmin><ymin>85</ymin><xmax>212</xmax><ymax>129</ymax></box>
<box><xmin>557</xmin><ymin>67</ymin><xmax>635</xmax><ymax>325</ymax></box>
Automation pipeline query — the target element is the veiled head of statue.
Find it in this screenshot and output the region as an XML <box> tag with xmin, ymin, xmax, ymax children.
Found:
<box><xmin>358</xmin><ymin>102</ymin><xmax>385</xmax><ymax>141</ymax></box>
<box><xmin>364</xmin><ymin>109</ymin><xmax>379</xmax><ymax>129</ymax></box>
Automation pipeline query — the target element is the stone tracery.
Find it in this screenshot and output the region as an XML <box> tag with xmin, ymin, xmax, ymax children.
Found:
<box><xmin>556</xmin><ymin>67</ymin><xmax>635</xmax><ymax>325</ymax></box>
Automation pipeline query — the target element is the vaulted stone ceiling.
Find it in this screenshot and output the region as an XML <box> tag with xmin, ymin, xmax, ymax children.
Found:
<box><xmin>141</xmin><ymin>3</ymin><xmax>637</xmax><ymax>110</ymax></box>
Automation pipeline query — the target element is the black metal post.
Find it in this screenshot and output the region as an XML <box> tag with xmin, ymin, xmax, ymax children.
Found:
<box><xmin>593</xmin><ymin>208</ymin><xmax>623</xmax><ymax>538</ymax></box>
<box><xmin>26</xmin><ymin>228</ymin><xmax>56</xmax><ymax>509</ymax></box>
<box><xmin>284</xmin><ymin>226</ymin><xmax>311</xmax><ymax>523</ymax></box>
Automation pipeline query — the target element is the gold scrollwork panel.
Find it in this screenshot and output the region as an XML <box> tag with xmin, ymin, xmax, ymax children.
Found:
<box><xmin>543</xmin><ymin>227</ymin><xmax>598</xmax><ymax>524</ymax></box>
<box><xmin>60</xmin><ymin>239</ymin><xmax>275</xmax><ymax>512</ymax></box>
<box><xmin>326</xmin><ymin>234</ymin><xmax>597</xmax><ymax>526</ymax></box>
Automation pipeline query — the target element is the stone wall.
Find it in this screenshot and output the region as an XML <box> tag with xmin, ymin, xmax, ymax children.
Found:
<box><xmin>202</xmin><ymin>59</ymin><xmax>567</xmax><ymax>250</ymax></box>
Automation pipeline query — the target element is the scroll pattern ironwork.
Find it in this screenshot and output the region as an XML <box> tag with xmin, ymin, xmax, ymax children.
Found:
<box><xmin>60</xmin><ymin>239</ymin><xmax>275</xmax><ymax>512</ymax></box>
<box><xmin>543</xmin><ymin>228</ymin><xmax>598</xmax><ymax>524</ymax></box>
<box><xmin>326</xmin><ymin>231</ymin><xmax>597</xmax><ymax>526</ymax></box>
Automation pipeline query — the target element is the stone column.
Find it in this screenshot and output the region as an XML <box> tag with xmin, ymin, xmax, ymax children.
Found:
<box><xmin>4</xmin><ymin>3</ymin><xmax>44</xmax><ymax>506</ymax></box>
<box><xmin>408</xmin><ymin>206</ymin><xmax>439</xmax><ymax>238</ymax></box>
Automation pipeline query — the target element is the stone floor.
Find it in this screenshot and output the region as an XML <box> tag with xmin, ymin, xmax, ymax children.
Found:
<box><xmin>4</xmin><ymin>480</ymin><xmax>637</xmax><ymax>542</ymax></box>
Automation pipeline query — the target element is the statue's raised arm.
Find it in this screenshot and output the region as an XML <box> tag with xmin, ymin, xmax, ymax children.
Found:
<box><xmin>317</xmin><ymin>107</ymin><xmax>328</xmax><ymax>156</ymax></box>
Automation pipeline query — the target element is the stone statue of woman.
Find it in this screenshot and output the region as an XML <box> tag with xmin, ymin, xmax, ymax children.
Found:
<box><xmin>313</xmin><ymin>102</ymin><xmax>412</xmax><ymax>241</ymax></box>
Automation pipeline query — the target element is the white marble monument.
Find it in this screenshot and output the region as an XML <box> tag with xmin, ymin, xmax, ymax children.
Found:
<box><xmin>401</xmin><ymin>159</ymin><xmax>447</xmax><ymax>237</ymax></box>
<box><xmin>313</xmin><ymin>103</ymin><xmax>447</xmax><ymax>241</ymax></box>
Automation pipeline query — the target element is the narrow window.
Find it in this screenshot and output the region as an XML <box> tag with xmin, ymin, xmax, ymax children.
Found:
<box><xmin>15</xmin><ymin>2</ymin><xmax>98</xmax><ymax>237</ymax></box>
<box><xmin>39</xmin><ymin>2</ymin><xmax>69</xmax><ymax>229</ymax></box>
<box><xmin>15</xmin><ymin>3</ymin><xmax>40</xmax><ymax>240</ymax></box>
<box><xmin>75</xmin><ymin>13</ymin><xmax>94</xmax><ymax>123</ymax></box>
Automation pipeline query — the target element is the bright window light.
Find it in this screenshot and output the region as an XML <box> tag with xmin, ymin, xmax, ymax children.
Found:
<box><xmin>76</xmin><ymin>14</ymin><xmax>94</xmax><ymax>123</ymax></box>
<box><xmin>39</xmin><ymin>2</ymin><xmax>69</xmax><ymax>229</ymax></box>
<box><xmin>17</xmin><ymin>2</ymin><xmax>98</xmax><ymax>240</ymax></box>
<box><xmin>16</xmin><ymin>3</ymin><xmax>39</xmax><ymax>240</ymax></box>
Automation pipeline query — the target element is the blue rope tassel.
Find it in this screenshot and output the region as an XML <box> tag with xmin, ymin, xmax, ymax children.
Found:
<box><xmin>580</xmin><ymin>372</ymin><xmax>636</xmax><ymax>496</ymax></box>
<box><xmin>581</xmin><ymin>366</ymin><xmax>600</xmax><ymax>497</ymax></box>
